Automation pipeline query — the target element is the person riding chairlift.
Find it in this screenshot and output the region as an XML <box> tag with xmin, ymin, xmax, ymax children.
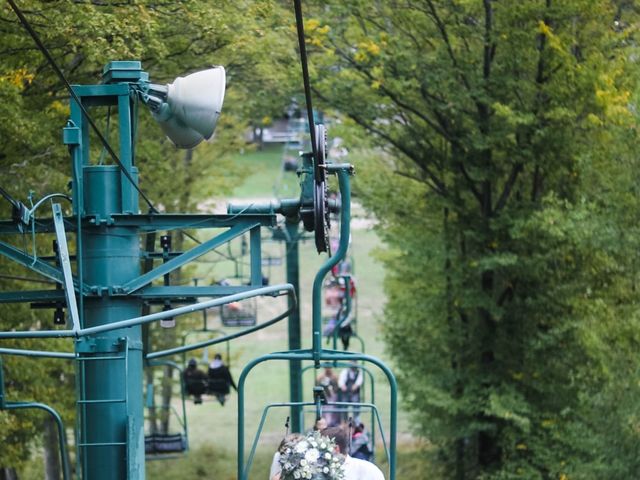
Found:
<box><xmin>207</xmin><ymin>353</ymin><xmax>237</xmax><ymax>406</ymax></box>
<box><xmin>183</xmin><ymin>358</ymin><xmax>207</xmax><ymax>404</ymax></box>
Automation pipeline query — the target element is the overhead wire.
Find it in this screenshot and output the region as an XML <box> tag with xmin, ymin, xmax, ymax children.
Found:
<box><xmin>293</xmin><ymin>0</ymin><xmax>318</xmax><ymax>160</ymax></box>
<box><xmin>5</xmin><ymin>0</ymin><xmax>159</xmax><ymax>213</ymax></box>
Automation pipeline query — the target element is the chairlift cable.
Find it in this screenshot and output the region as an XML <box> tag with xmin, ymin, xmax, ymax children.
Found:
<box><xmin>6</xmin><ymin>0</ymin><xmax>159</xmax><ymax>214</ymax></box>
<box><xmin>292</xmin><ymin>0</ymin><xmax>318</xmax><ymax>161</ymax></box>
<box><xmin>0</xmin><ymin>185</ymin><xmax>20</xmax><ymax>210</ymax></box>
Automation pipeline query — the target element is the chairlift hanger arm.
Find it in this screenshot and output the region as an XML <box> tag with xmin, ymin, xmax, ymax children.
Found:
<box><xmin>146</xmin><ymin>298</ymin><xmax>294</xmax><ymax>360</ymax></box>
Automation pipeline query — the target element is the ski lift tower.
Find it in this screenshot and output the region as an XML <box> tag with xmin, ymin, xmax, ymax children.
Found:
<box><xmin>0</xmin><ymin>61</ymin><xmax>294</xmax><ymax>480</ymax></box>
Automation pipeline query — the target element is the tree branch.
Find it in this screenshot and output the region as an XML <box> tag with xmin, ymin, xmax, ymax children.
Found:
<box><xmin>494</xmin><ymin>163</ymin><xmax>523</xmax><ymax>213</ymax></box>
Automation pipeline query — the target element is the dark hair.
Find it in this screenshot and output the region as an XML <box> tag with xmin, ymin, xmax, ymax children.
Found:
<box><xmin>278</xmin><ymin>433</ymin><xmax>304</xmax><ymax>453</ymax></box>
<box><xmin>188</xmin><ymin>358</ymin><xmax>197</xmax><ymax>367</ymax></box>
<box><xmin>321</xmin><ymin>426</ymin><xmax>348</xmax><ymax>454</ymax></box>
<box><xmin>214</xmin><ymin>353</ymin><xmax>222</xmax><ymax>360</ymax></box>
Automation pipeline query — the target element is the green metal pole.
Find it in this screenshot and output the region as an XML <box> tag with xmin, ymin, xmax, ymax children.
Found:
<box><xmin>312</xmin><ymin>167</ymin><xmax>352</xmax><ymax>364</ymax></box>
<box><xmin>69</xmin><ymin>81</ymin><xmax>145</xmax><ymax>479</ymax></box>
<box><xmin>78</xmin><ymin>165</ymin><xmax>144</xmax><ymax>480</ymax></box>
<box><xmin>285</xmin><ymin>220</ymin><xmax>302</xmax><ymax>432</ymax></box>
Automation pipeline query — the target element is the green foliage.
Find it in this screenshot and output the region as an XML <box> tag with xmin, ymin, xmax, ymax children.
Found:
<box><xmin>311</xmin><ymin>1</ymin><xmax>640</xmax><ymax>478</ymax></box>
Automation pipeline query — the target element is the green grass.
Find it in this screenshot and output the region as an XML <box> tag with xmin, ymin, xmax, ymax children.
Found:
<box><xmin>231</xmin><ymin>144</ymin><xmax>300</xmax><ymax>199</ymax></box>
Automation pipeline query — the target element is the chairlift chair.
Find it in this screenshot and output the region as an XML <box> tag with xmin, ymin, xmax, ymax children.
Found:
<box><xmin>220</xmin><ymin>297</ymin><xmax>258</xmax><ymax>327</ymax></box>
<box><xmin>144</xmin><ymin>361</ymin><xmax>189</xmax><ymax>458</ymax></box>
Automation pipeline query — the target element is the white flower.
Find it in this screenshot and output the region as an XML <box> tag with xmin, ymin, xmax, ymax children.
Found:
<box><xmin>323</xmin><ymin>466</ymin><xmax>330</xmax><ymax>473</ymax></box>
<box><xmin>305</xmin><ymin>448</ymin><xmax>320</xmax><ymax>463</ymax></box>
<box><xmin>295</xmin><ymin>440</ymin><xmax>309</xmax><ymax>453</ymax></box>
<box><xmin>320</xmin><ymin>442</ymin><xmax>327</xmax><ymax>449</ymax></box>
<box><xmin>324</xmin><ymin>452</ymin><xmax>332</xmax><ymax>460</ymax></box>
<box><xmin>300</xmin><ymin>459</ymin><xmax>307</xmax><ymax>466</ymax></box>
<box><xmin>293</xmin><ymin>471</ymin><xmax>300</xmax><ymax>479</ymax></box>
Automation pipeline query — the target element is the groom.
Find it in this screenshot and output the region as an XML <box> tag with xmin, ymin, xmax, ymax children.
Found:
<box><xmin>322</xmin><ymin>426</ymin><xmax>385</xmax><ymax>480</ymax></box>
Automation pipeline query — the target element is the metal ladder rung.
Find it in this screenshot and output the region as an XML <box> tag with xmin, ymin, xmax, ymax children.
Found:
<box><xmin>76</xmin><ymin>355</ymin><xmax>126</xmax><ymax>362</ymax></box>
<box><xmin>77</xmin><ymin>399</ymin><xmax>126</xmax><ymax>405</ymax></box>
<box><xmin>78</xmin><ymin>442</ymin><xmax>127</xmax><ymax>447</ymax></box>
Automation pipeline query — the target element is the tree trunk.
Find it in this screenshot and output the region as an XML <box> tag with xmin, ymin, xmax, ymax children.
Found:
<box><xmin>43</xmin><ymin>416</ymin><xmax>61</xmax><ymax>480</ymax></box>
<box><xmin>160</xmin><ymin>364</ymin><xmax>173</xmax><ymax>434</ymax></box>
<box><xmin>0</xmin><ymin>467</ymin><xmax>18</xmax><ymax>480</ymax></box>
<box><xmin>146</xmin><ymin>368</ymin><xmax>158</xmax><ymax>435</ymax></box>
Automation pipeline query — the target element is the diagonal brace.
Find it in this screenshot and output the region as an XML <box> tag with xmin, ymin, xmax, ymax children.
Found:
<box><xmin>52</xmin><ymin>203</ymin><xmax>81</xmax><ymax>332</ymax></box>
<box><xmin>121</xmin><ymin>222</ymin><xmax>260</xmax><ymax>294</ymax></box>
<box><xmin>0</xmin><ymin>240</ymin><xmax>87</xmax><ymax>293</ymax></box>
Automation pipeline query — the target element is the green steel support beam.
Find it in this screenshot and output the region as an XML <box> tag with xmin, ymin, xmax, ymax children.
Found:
<box><xmin>69</xmin><ymin>78</ymin><xmax>146</xmax><ymax>479</ymax></box>
<box><xmin>0</xmin><ymin>285</ymin><xmax>268</xmax><ymax>304</ymax></box>
<box><xmin>135</xmin><ymin>285</ymin><xmax>262</xmax><ymax>299</ymax></box>
<box><xmin>0</xmin><ymin>213</ymin><xmax>276</xmax><ymax>235</ymax></box>
<box><xmin>52</xmin><ymin>203</ymin><xmax>81</xmax><ymax>331</ymax></box>
<box><xmin>121</xmin><ymin>222</ymin><xmax>260</xmax><ymax>294</ymax></box>
<box><xmin>111</xmin><ymin>213</ymin><xmax>276</xmax><ymax>230</ymax></box>
<box><xmin>0</xmin><ymin>348</ymin><xmax>75</xmax><ymax>359</ymax></box>
<box><xmin>312</xmin><ymin>166</ymin><xmax>352</xmax><ymax>365</ymax></box>
<box><xmin>0</xmin><ymin>240</ymin><xmax>87</xmax><ymax>292</ymax></box>
<box><xmin>285</xmin><ymin>220</ymin><xmax>302</xmax><ymax>433</ymax></box>
<box><xmin>0</xmin><ymin>289</ymin><xmax>66</xmax><ymax>303</ymax></box>
<box><xmin>249</xmin><ymin>226</ymin><xmax>262</xmax><ymax>286</ymax></box>
<box><xmin>0</xmin><ymin>284</ymin><xmax>294</xmax><ymax>340</ymax></box>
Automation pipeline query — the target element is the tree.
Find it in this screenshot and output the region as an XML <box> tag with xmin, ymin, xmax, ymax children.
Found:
<box><xmin>308</xmin><ymin>0</ymin><xmax>640</xmax><ymax>478</ymax></box>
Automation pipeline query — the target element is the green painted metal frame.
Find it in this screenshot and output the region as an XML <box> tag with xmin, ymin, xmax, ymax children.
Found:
<box><xmin>52</xmin><ymin>203</ymin><xmax>81</xmax><ymax>331</ymax></box>
<box><xmin>0</xmin><ymin>213</ymin><xmax>275</xmax><ymax>235</ymax></box>
<box><xmin>284</xmin><ymin>220</ymin><xmax>303</xmax><ymax>432</ymax></box>
<box><xmin>0</xmin><ymin>240</ymin><xmax>88</xmax><ymax>292</ymax></box>
<box><xmin>121</xmin><ymin>222</ymin><xmax>263</xmax><ymax>294</ymax></box>
<box><xmin>237</xmin><ymin>350</ymin><xmax>397</xmax><ymax>480</ymax></box>
<box><xmin>0</xmin><ymin>283</ymin><xmax>294</xmax><ymax>341</ymax></box>
<box><xmin>0</xmin><ymin>289</ymin><xmax>66</xmax><ymax>304</ymax></box>
<box><xmin>0</xmin><ymin>358</ymin><xmax>72</xmax><ymax>480</ymax></box>
<box><xmin>147</xmin><ymin>293</ymin><xmax>294</xmax><ymax>360</ymax></box>
<box><xmin>237</xmin><ymin>166</ymin><xmax>398</xmax><ymax>480</ymax></box>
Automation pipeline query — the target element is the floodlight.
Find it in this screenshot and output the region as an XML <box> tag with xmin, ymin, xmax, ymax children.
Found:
<box><xmin>142</xmin><ymin>67</ymin><xmax>226</xmax><ymax>149</ymax></box>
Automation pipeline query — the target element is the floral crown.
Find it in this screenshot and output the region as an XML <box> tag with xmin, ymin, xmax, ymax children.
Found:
<box><xmin>279</xmin><ymin>430</ymin><xmax>345</xmax><ymax>480</ymax></box>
